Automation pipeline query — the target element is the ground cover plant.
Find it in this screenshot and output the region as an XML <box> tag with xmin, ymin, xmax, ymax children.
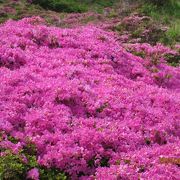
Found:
<box><xmin>0</xmin><ymin>0</ymin><xmax>180</xmax><ymax>179</ymax></box>
<box><xmin>0</xmin><ymin>16</ymin><xmax>179</xmax><ymax>179</ymax></box>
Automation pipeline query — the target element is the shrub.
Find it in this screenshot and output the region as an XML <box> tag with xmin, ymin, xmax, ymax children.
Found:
<box><xmin>0</xmin><ymin>17</ymin><xmax>180</xmax><ymax>179</ymax></box>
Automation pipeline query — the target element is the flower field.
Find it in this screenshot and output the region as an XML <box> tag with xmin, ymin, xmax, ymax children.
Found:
<box><xmin>0</xmin><ymin>7</ymin><xmax>179</xmax><ymax>180</ymax></box>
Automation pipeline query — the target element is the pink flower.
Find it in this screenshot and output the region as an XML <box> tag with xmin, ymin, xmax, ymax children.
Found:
<box><xmin>27</xmin><ymin>168</ymin><xmax>39</xmax><ymax>180</ymax></box>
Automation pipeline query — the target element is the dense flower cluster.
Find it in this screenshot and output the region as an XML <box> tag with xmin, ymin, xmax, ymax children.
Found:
<box><xmin>0</xmin><ymin>17</ymin><xmax>180</xmax><ymax>179</ymax></box>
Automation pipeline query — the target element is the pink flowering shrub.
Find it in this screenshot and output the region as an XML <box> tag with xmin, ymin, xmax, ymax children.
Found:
<box><xmin>0</xmin><ymin>17</ymin><xmax>180</xmax><ymax>179</ymax></box>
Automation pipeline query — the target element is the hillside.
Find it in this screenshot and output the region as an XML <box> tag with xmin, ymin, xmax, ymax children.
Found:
<box><xmin>0</xmin><ymin>0</ymin><xmax>179</xmax><ymax>179</ymax></box>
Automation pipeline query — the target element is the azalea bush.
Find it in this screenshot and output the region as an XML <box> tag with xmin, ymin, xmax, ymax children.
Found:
<box><xmin>0</xmin><ymin>17</ymin><xmax>180</xmax><ymax>179</ymax></box>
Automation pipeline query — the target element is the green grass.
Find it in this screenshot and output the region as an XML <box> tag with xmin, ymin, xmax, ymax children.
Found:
<box><xmin>33</xmin><ymin>0</ymin><xmax>117</xmax><ymax>13</ymax></box>
<box><xmin>140</xmin><ymin>0</ymin><xmax>180</xmax><ymax>45</ymax></box>
<box><xmin>33</xmin><ymin>0</ymin><xmax>87</xmax><ymax>13</ymax></box>
<box><xmin>141</xmin><ymin>0</ymin><xmax>180</xmax><ymax>20</ymax></box>
<box><xmin>160</xmin><ymin>21</ymin><xmax>180</xmax><ymax>45</ymax></box>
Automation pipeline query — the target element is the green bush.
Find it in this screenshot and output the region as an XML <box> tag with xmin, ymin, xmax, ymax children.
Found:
<box><xmin>0</xmin><ymin>151</ymin><xmax>27</xmax><ymax>180</ymax></box>
<box><xmin>0</xmin><ymin>136</ymin><xmax>68</xmax><ymax>180</ymax></box>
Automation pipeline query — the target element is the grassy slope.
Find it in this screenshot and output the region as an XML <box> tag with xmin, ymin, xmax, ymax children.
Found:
<box><xmin>32</xmin><ymin>0</ymin><xmax>117</xmax><ymax>13</ymax></box>
<box><xmin>140</xmin><ymin>0</ymin><xmax>180</xmax><ymax>45</ymax></box>
<box><xmin>0</xmin><ymin>0</ymin><xmax>117</xmax><ymax>23</ymax></box>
